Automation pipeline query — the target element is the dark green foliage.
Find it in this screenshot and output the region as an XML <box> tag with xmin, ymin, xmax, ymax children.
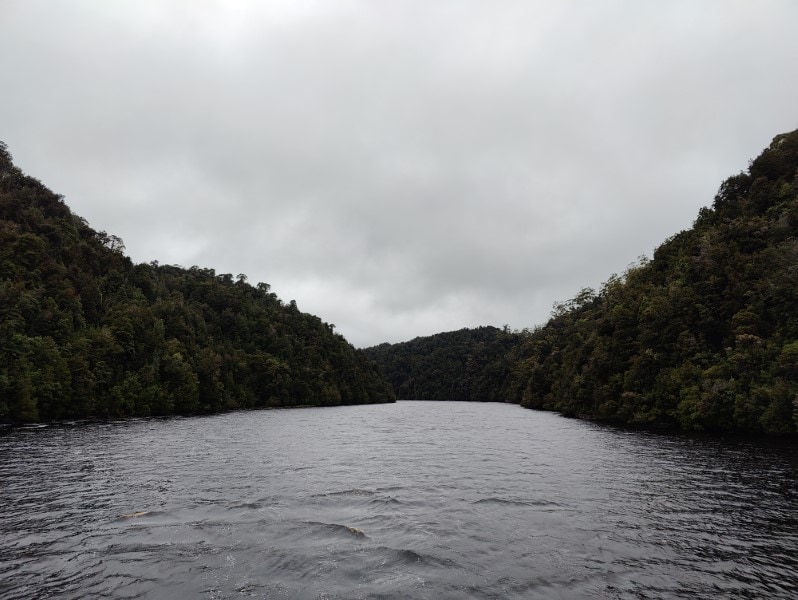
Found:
<box><xmin>5</xmin><ymin>129</ymin><xmax>797</xmax><ymax>434</ymax></box>
<box><xmin>363</xmin><ymin>326</ymin><xmax>524</xmax><ymax>402</ymax></box>
<box><xmin>367</xmin><ymin>130</ymin><xmax>798</xmax><ymax>435</ymax></box>
<box><xmin>0</xmin><ymin>142</ymin><xmax>394</xmax><ymax>422</ymax></box>
<box><xmin>511</xmin><ymin>130</ymin><xmax>798</xmax><ymax>434</ymax></box>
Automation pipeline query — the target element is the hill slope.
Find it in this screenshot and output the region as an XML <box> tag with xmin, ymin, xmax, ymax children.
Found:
<box><xmin>363</xmin><ymin>326</ymin><xmax>523</xmax><ymax>401</ymax></box>
<box><xmin>511</xmin><ymin>130</ymin><xmax>798</xmax><ymax>433</ymax></box>
<box><xmin>369</xmin><ymin>130</ymin><xmax>798</xmax><ymax>434</ymax></box>
<box><xmin>0</xmin><ymin>142</ymin><xmax>394</xmax><ymax>422</ymax></box>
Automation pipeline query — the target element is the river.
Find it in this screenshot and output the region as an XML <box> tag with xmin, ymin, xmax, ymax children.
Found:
<box><xmin>1</xmin><ymin>401</ymin><xmax>796</xmax><ymax>599</ymax></box>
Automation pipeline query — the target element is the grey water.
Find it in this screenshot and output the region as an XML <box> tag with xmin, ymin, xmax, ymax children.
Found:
<box><xmin>0</xmin><ymin>401</ymin><xmax>796</xmax><ymax>600</ymax></box>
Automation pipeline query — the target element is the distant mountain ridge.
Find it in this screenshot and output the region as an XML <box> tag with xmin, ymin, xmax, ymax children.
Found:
<box><xmin>0</xmin><ymin>142</ymin><xmax>394</xmax><ymax>422</ymax></box>
<box><xmin>368</xmin><ymin>130</ymin><xmax>798</xmax><ymax>434</ymax></box>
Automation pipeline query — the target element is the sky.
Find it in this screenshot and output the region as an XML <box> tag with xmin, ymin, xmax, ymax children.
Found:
<box><xmin>1</xmin><ymin>1</ymin><xmax>797</xmax><ymax>347</ymax></box>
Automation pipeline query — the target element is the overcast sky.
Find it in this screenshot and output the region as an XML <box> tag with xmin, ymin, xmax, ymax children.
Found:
<box><xmin>2</xmin><ymin>1</ymin><xmax>797</xmax><ymax>347</ymax></box>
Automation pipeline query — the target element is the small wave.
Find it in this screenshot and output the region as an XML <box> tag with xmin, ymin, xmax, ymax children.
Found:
<box><xmin>473</xmin><ymin>497</ymin><xmax>562</xmax><ymax>508</ymax></box>
<box><xmin>116</xmin><ymin>510</ymin><xmax>164</xmax><ymax>521</ymax></box>
<box><xmin>311</xmin><ymin>488</ymin><xmax>377</xmax><ymax>502</ymax></box>
<box><xmin>325</xmin><ymin>488</ymin><xmax>376</xmax><ymax>497</ymax></box>
<box><xmin>227</xmin><ymin>501</ymin><xmax>262</xmax><ymax>510</ymax></box>
<box><xmin>368</xmin><ymin>496</ymin><xmax>404</xmax><ymax>506</ymax></box>
<box><xmin>303</xmin><ymin>521</ymin><xmax>369</xmax><ymax>539</ymax></box>
<box><xmin>374</xmin><ymin>546</ymin><xmax>457</xmax><ymax>569</ymax></box>
<box><xmin>392</xmin><ymin>548</ymin><xmax>427</xmax><ymax>564</ymax></box>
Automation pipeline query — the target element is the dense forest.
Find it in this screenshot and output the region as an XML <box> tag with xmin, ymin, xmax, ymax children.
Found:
<box><xmin>4</xmin><ymin>129</ymin><xmax>798</xmax><ymax>433</ymax></box>
<box><xmin>369</xmin><ymin>130</ymin><xmax>798</xmax><ymax>434</ymax></box>
<box><xmin>363</xmin><ymin>326</ymin><xmax>523</xmax><ymax>401</ymax></box>
<box><xmin>0</xmin><ymin>142</ymin><xmax>394</xmax><ymax>422</ymax></box>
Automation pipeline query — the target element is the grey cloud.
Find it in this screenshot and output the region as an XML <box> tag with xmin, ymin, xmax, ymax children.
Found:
<box><xmin>2</xmin><ymin>0</ymin><xmax>797</xmax><ymax>346</ymax></box>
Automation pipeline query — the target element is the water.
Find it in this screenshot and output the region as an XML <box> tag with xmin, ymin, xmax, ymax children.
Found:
<box><xmin>0</xmin><ymin>401</ymin><xmax>796</xmax><ymax>599</ymax></box>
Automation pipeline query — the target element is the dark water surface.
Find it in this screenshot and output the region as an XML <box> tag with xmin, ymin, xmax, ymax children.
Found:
<box><xmin>1</xmin><ymin>401</ymin><xmax>796</xmax><ymax>599</ymax></box>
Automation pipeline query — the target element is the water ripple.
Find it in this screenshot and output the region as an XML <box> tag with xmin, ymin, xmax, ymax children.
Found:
<box><xmin>1</xmin><ymin>401</ymin><xmax>796</xmax><ymax>599</ymax></box>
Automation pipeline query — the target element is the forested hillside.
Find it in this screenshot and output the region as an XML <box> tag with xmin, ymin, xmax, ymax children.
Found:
<box><xmin>511</xmin><ymin>130</ymin><xmax>798</xmax><ymax>434</ymax></box>
<box><xmin>5</xmin><ymin>129</ymin><xmax>797</xmax><ymax>433</ymax></box>
<box><xmin>371</xmin><ymin>130</ymin><xmax>798</xmax><ymax>434</ymax></box>
<box><xmin>363</xmin><ymin>326</ymin><xmax>523</xmax><ymax>401</ymax></box>
<box><xmin>0</xmin><ymin>142</ymin><xmax>394</xmax><ymax>422</ymax></box>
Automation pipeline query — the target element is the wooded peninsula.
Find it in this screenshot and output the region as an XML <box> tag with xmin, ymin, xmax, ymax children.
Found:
<box><xmin>2</xmin><ymin>130</ymin><xmax>797</xmax><ymax>434</ymax></box>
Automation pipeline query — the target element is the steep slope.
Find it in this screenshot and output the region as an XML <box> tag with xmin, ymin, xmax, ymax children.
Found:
<box><xmin>512</xmin><ymin>130</ymin><xmax>798</xmax><ymax>433</ymax></box>
<box><xmin>0</xmin><ymin>142</ymin><xmax>394</xmax><ymax>422</ymax></box>
<box><xmin>367</xmin><ymin>130</ymin><xmax>798</xmax><ymax>434</ymax></box>
<box><xmin>363</xmin><ymin>326</ymin><xmax>523</xmax><ymax>401</ymax></box>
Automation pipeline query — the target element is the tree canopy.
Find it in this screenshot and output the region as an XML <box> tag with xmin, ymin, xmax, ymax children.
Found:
<box><xmin>368</xmin><ymin>130</ymin><xmax>798</xmax><ymax>434</ymax></box>
<box><xmin>0</xmin><ymin>142</ymin><xmax>394</xmax><ymax>422</ymax></box>
<box><xmin>5</xmin><ymin>128</ymin><xmax>798</xmax><ymax>433</ymax></box>
<box><xmin>363</xmin><ymin>326</ymin><xmax>523</xmax><ymax>402</ymax></box>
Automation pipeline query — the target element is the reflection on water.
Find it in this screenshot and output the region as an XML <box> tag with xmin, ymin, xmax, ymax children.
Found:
<box><xmin>1</xmin><ymin>401</ymin><xmax>796</xmax><ymax>599</ymax></box>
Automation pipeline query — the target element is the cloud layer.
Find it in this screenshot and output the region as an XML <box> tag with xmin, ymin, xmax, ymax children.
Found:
<box><xmin>2</xmin><ymin>0</ymin><xmax>797</xmax><ymax>346</ymax></box>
